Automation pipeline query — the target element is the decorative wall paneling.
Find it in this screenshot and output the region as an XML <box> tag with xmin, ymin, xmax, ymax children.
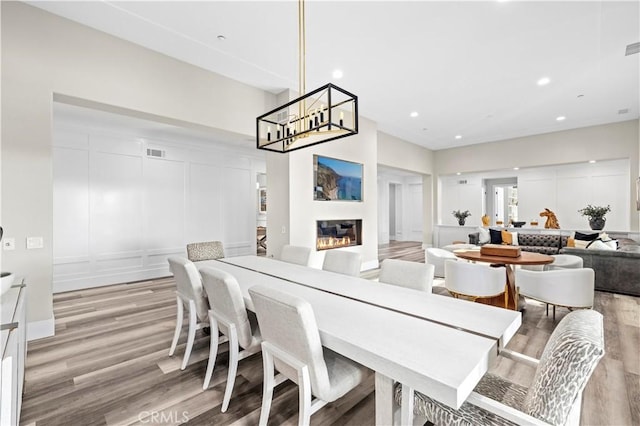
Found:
<box><xmin>53</xmin><ymin>128</ymin><xmax>262</xmax><ymax>292</ymax></box>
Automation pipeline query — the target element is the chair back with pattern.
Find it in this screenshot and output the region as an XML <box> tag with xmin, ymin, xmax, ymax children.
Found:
<box><xmin>187</xmin><ymin>241</ymin><xmax>224</xmax><ymax>262</ymax></box>
<box><xmin>523</xmin><ymin>309</ymin><xmax>604</xmax><ymax>425</ymax></box>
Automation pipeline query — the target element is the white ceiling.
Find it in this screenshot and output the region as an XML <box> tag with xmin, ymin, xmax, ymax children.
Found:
<box><xmin>29</xmin><ymin>1</ymin><xmax>640</xmax><ymax>151</ymax></box>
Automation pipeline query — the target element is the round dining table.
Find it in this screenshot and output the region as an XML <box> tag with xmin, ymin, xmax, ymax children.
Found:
<box><xmin>453</xmin><ymin>249</ymin><xmax>554</xmax><ymax>310</ymax></box>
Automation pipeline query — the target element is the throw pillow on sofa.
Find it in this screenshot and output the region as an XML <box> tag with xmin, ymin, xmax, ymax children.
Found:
<box><xmin>477</xmin><ymin>227</ymin><xmax>490</xmax><ymax>244</ymax></box>
<box><xmin>489</xmin><ymin>228</ymin><xmax>502</xmax><ymax>244</ymax></box>
<box><xmin>574</xmin><ymin>231</ymin><xmax>599</xmax><ymax>241</ymax></box>
<box><xmin>586</xmin><ymin>239</ymin><xmax>617</xmax><ymax>251</ymax></box>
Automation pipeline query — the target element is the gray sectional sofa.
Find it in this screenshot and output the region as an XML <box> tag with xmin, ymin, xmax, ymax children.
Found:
<box><xmin>561</xmin><ymin>238</ymin><xmax>640</xmax><ymax>297</ymax></box>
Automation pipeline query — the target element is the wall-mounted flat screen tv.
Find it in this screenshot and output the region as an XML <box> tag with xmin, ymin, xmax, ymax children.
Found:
<box><xmin>313</xmin><ymin>155</ymin><xmax>363</xmax><ymax>201</ymax></box>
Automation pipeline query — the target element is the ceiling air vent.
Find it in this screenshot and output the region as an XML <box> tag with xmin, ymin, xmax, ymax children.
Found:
<box><xmin>146</xmin><ymin>148</ymin><xmax>165</xmax><ymax>158</ymax></box>
<box><xmin>625</xmin><ymin>42</ymin><xmax>640</xmax><ymax>56</ymax></box>
<box><xmin>458</xmin><ymin>179</ymin><xmax>468</xmax><ymax>185</ymax></box>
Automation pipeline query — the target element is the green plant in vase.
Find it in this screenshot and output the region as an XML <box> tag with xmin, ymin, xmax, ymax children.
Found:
<box><xmin>578</xmin><ymin>204</ymin><xmax>610</xmax><ymax>230</ymax></box>
<box><xmin>452</xmin><ymin>210</ymin><xmax>471</xmax><ymax>226</ymax></box>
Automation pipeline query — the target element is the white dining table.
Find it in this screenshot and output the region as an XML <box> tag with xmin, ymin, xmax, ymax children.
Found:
<box><xmin>195</xmin><ymin>256</ymin><xmax>521</xmax><ymax>425</ymax></box>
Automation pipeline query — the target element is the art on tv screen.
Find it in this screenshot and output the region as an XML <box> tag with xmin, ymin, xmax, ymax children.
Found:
<box><xmin>313</xmin><ymin>155</ymin><xmax>363</xmax><ymax>201</ymax></box>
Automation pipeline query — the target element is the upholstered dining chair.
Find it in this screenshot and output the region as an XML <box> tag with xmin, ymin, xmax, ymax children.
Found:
<box><xmin>378</xmin><ymin>259</ymin><xmax>434</xmax><ymax>292</ymax></box>
<box><xmin>322</xmin><ymin>250</ymin><xmax>362</xmax><ymax>277</ymax></box>
<box><xmin>280</xmin><ymin>244</ymin><xmax>312</xmax><ymax>266</ymax></box>
<box><xmin>249</xmin><ymin>285</ymin><xmax>369</xmax><ymax>426</ymax></box>
<box><xmin>200</xmin><ymin>267</ymin><xmax>262</xmax><ymax>412</ymax></box>
<box><xmin>445</xmin><ymin>260</ymin><xmax>507</xmax><ymax>307</ymax></box>
<box><xmin>186</xmin><ymin>240</ymin><xmax>224</xmax><ymax>262</ymax></box>
<box><xmin>394</xmin><ymin>309</ymin><xmax>605</xmax><ymax>426</ymax></box>
<box><xmin>425</xmin><ymin>247</ymin><xmax>457</xmax><ymax>278</ymax></box>
<box><xmin>167</xmin><ymin>256</ymin><xmax>210</xmax><ymax>370</ymax></box>
<box><xmin>516</xmin><ymin>268</ymin><xmax>595</xmax><ymax>319</ymax></box>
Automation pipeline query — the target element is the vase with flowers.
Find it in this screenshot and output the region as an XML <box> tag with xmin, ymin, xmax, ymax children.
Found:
<box><xmin>578</xmin><ymin>204</ymin><xmax>611</xmax><ymax>230</ymax></box>
<box><xmin>452</xmin><ymin>210</ymin><xmax>471</xmax><ymax>226</ymax></box>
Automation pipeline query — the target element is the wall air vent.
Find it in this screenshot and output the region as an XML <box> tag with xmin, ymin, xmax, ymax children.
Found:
<box><xmin>458</xmin><ymin>179</ymin><xmax>468</xmax><ymax>185</ymax></box>
<box><xmin>618</xmin><ymin>108</ymin><xmax>629</xmax><ymax>115</ymax></box>
<box><xmin>146</xmin><ymin>148</ymin><xmax>166</xmax><ymax>158</ymax></box>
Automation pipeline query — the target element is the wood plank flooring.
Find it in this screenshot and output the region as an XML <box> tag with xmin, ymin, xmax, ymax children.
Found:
<box><xmin>21</xmin><ymin>241</ymin><xmax>639</xmax><ymax>425</ymax></box>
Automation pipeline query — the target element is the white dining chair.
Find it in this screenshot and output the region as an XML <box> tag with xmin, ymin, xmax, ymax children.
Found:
<box><xmin>200</xmin><ymin>267</ymin><xmax>262</xmax><ymax>412</ymax></box>
<box><xmin>280</xmin><ymin>244</ymin><xmax>312</xmax><ymax>266</ymax></box>
<box><xmin>249</xmin><ymin>285</ymin><xmax>369</xmax><ymax>426</ymax></box>
<box><xmin>378</xmin><ymin>259</ymin><xmax>434</xmax><ymax>292</ymax></box>
<box><xmin>322</xmin><ymin>250</ymin><xmax>362</xmax><ymax>276</ymax></box>
<box><xmin>167</xmin><ymin>256</ymin><xmax>210</xmax><ymax>370</ymax></box>
<box><xmin>516</xmin><ymin>268</ymin><xmax>594</xmax><ymax>319</ymax></box>
<box><xmin>425</xmin><ymin>248</ymin><xmax>457</xmax><ymax>278</ymax></box>
<box><xmin>445</xmin><ymin>260</ymin><xmax>507</xmax><ymax>307</ymax></box>
<box><xmin>395</xmin><ymin>309</ymin><xmax>605</xmax><ymax>426</ymax></box>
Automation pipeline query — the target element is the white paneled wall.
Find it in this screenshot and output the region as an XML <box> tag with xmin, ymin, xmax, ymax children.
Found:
<box><xmin>439</xmin><ymin>159</ymin><xmax>630</xmax><ymax>230</ymax></box>
<box><xmin>53</xmin><ymin>128</ymin><xmax>262</xmax><ymax>292</ymax></box>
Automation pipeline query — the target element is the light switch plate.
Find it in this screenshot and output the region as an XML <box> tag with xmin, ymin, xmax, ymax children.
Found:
<box><xmin>3</xmin><ymin>238</ymin><xmax>15</xmax><ymax>251</ymax></box>
<box><xmin>26</xmin><ymin>236</ymin><xmax>44</xmax><ymax>249</ymax></box>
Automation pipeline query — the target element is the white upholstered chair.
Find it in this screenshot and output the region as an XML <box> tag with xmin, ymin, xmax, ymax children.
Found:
<box><xmin>516</xmin><ymin>268</ymin><xmax>595</xmax><ymax>319</ymax></box>
<box><xmin>322</xmin><ymin>250</ymin><xmax>362</xmax><ymax>277</ymax></box>
<box><xmin>395</xmin><ymin>309</ymin><xmax>605</xmax><ymax>426</ymax></box>
<box><xmin>280</xmin><ymin>244</ymin><xmax>312</xmax><ymax>266</ymax></box>
<box><xmin>378</xmin><ymin>259</ymin><xmax>434</xmax><ymax>292</ymax></box>
<box><xmin>547</xmin><ymin>254</ymin><xmax>584</xmax><ymax>270</ymax></box>
<box><xmin>425</xmin><ymin>248</ymin><xmax>457</xmax><ymax>278</ymax></box>
<box><xmin>167</xmin><ymin>257</ymin><xmax>210</xmax><ymax>370</ymax></box>
<box><xmin>186</xmin><ymin>240</ymin><xmax>224</xmax><ymax>262</ymax></box>
<box><xmin>249</xmin><ymin>285</ymin><xmax>368</xmax><ymax>426</ymax></box>
<box><xmin>445</xmin><ymin>260</ymin><xmax>507</xmax><ymax>307</ymax></box>
<box><xmin>200</xmin><ymin>267</ymin><xmax>262</xmax><ymax>412</ymax></box>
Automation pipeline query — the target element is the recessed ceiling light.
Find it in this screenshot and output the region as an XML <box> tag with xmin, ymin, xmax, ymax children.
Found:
<box><xmin>455</xmin><ymin>135</ymin><xmax>462</xmax><ymax>139</ymax></box>
<box><xmin>217</xmin><ymin>35</ymin><xmax>226</xmax><ymax>41</ymax></box>
<box><xmin>589</xmin><ymin>160</ymin><xmax>596</xmax><ymax>164</ymax></box>
<box><xmin>556</xmin><ymin>116</ymin><xmax>566</xmax><ymax>121</ymax></box>
<box><xmin>456</xmin><ymin>172</ymin><xmax>461</xmax><ymax>176</ymax></box>
<box><xmin>537</xmin><ymin>77</ymin><xmax>550</xmax><ymax>86</ymax></box>
<box><xmin>332</xmin><ymin>69</ymin><xmax>343</xmax><ymax>79</ymax></box>
<box><xmin>513</xmin><ymin>167</ymin><xmax>520</xmax><ymax>170</ymax></box>
<box><xmin>410</xmin><ymin>111</ymin><xmax>419</xmax><ymax>118</ymax></box>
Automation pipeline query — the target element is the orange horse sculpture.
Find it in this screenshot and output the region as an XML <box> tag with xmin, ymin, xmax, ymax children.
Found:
<box><xmin>540</xmin><ymin>208</ymin><xmax>560</xmax><ymax>229</ymax></box>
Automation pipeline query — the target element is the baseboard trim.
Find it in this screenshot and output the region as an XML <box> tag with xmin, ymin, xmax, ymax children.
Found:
<box><xmin>27</xmin><ymin>317</ymin><xmax>55</xmax><ymax>341</ymax></box>
<box><xmin>53</xmin><ymin>267</ymin><xmax>171</xmax><ymax>293</ymax></box>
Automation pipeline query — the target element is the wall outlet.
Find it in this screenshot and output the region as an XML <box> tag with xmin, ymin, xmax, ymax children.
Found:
<box><xmin>3</xmin><ymin>238</ymin><xmax>15</xmax><ymax>251</ymax></box>
<box><xmin>26</xmin><ymin>236</ymin><xmax>44</xmax><ymax>249</ymax></box>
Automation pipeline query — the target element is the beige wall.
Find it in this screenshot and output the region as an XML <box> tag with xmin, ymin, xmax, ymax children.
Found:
<box><xmin>1</xmin><ymin>2</ymin><xmax>274</xmax><ymax>334</ymax></box>
<box><xmin>434</xmin><ymin>120</ymin><xmax>640</xmax><ymax>231</ymax></box>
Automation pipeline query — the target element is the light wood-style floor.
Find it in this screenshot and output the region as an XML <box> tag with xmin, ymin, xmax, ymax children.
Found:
<box><xmin>21</xmin><ymin>241</ymin><xmax>639</xmax><ymax>425</ymax></box>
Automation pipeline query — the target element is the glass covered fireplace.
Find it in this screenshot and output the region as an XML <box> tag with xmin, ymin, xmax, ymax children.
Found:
<box><xmin>316</xmin><ymin>219</ymin><xmax>362</xmax><ymax>251</ymax></box>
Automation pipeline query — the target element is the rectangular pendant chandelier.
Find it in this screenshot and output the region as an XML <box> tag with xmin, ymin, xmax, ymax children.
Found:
<box><xmin>256</xmin><ymin>83</ymin><xmax>358</xmax><ymax>153</ymax></box>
